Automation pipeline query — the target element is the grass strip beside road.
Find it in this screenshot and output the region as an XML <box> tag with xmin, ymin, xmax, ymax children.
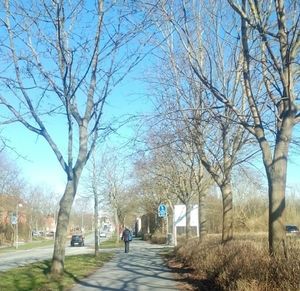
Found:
<box><xmin>0</xmin><ymin>253</ymin><xmax>114</xmax><ymax>290</ymax></box>
<box><xmin>99</xmin><ymin>235</ymin><xmax>123</xmax><ymax>249</ymax></box>
<box><xmin>0</xmin><ymin>239</ymin><xmax>54</xmax><ymax>254</ymax></box>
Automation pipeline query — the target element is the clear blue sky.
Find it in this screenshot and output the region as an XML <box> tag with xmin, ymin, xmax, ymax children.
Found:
<box><xmin>3</xmin><ymin>110</ymin><xmax>300</xmax><ymax>197</ymax></box>
<box><xmin>0</xmin><ymin>1</ymin><xmax>299</xmax><ymax>198</ymax></box>
<box><xmin>1</xmin><ymin>61</ymin><xmax>299</xmax><ymax>197</ymax></box>
<box><xmin>2</xmin><ymin>74</ymin><xmax>152</xmax><ymax>195</ymax></box>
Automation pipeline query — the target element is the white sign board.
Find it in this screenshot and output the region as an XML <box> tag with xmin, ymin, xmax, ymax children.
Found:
<box><xmin>11</xmin><ymin>215</ymin><xmax>17</xmax><ymax>225</ymax></box>
<box><xmin>174</xmin><ymin>204</ymin><xmax>198</xmax><ymax>227</ymax></box>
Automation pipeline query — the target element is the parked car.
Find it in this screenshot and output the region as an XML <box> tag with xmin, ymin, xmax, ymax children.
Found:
<box><xmin>32</xmin><ymin>230</ymin><xmax>45</xmax><ymax>237</ymax></box>
<box><xmin>46</xmin><ymin>231</ymin><xmax>55</xmax><ymax>237</ymax></box>
<box><xmin>99</xmin><ymin>231</ymin><xmax>106</xmax><ymax>238</ymax></box>
<box><xmin>32</xmin><ymin>230</ymin><xmax>40</xmax><ymax>237</ymax></box>
<box><xmin>285</xmin><ymin>225</ymin><xmax>299</xmax><ymax>234</ymax></box>
<box><xmin>70</xmin><ymin>234</ymin><xmax>85</xmax><ymax>246</ymax></box>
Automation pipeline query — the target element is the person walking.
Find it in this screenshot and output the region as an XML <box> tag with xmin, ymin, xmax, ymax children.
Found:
<box><xmin>121</xmin><ymin>227</ymin><xmax>132</xmax><ymax>253</ymax></box>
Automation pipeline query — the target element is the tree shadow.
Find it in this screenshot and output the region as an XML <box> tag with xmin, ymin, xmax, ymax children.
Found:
<box><xmin>166</xmin><ymin>259</ymin><xmax>224</xmax><ymax>291</ymax></box>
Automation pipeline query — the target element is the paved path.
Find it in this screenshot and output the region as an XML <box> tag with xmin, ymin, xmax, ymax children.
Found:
<box><xmin>69</xmin><ymin>239</ymin><xmax>179</xmax><ymax>291</ymax></box>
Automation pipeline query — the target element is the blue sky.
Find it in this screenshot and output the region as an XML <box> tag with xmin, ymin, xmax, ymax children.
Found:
<box><xmin>0</xmin><ymin>1</ymin><xmax>299</xmax><ymax>199</ymax></box>
<box><xmin>2</xmin><ymin>74</ymin><xmax>152</xmax><ymax>194</ymax></box>
<box><xmin>3</xmin><ymin>103</ymin><xmax>300</xmax><ymax>198</ymax></box>
<box><xmin>1</xmin><ymin>51</ymin><xmax>299</xmax><ymax>197</ymax></box>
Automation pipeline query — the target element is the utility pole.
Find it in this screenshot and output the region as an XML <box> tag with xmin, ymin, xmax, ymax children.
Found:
<box><xmin>16</xmin><ymin>203</ymin><xmax>23</xmax><ymax>249</ymax></box>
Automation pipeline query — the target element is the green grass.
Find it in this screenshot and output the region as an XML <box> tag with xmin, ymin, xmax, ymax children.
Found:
<box><xmin>99</xmin><ymin>236</ymin><xmax>123</xmax><ymax>249</ymax></box>
<box><xmin>0</xmin><ymin>253</ymin><xmax>114</xmax><ymax>291</ymax></box>
<box><xmin>0</xmin><ymin>239</ymin><xmax>54</xmax><ymax>254</ymax></box>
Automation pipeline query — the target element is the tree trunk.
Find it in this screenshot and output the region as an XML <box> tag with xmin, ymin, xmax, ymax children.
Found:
<box><xmin>147</xmin><ymin>215</ymin><xmax>150</xmax><ymax>233</ymax></box>
<box><xmin>267</xmin><ymin>150</ymin><xmax>289</xmax><ymax>257</ymax></box>
<box><xmin>114</xmin><ymin>209</ymin><xmax>120</xmax><ymax>243</ymax></box>
<box><xmin>221</xmin><ymin>182</ymin><xmax>233</xmax><ymax>242</ymax></box>
<box><xmin>262</xmin><ymin>113</ymin><xmax>293</xmax><ymax>256</ymax></box>
<box><xmin>185</xmin><ymin>201</ymin><xmax>192</xmax><ymax>239</ymax></box>
<box><xmin>51</xmin><ymin>181</ymin><xmax>75</xmax><ymax>275</ymax></box>
<box><xmin>268</xmin><ymin>175</ymin><xmax>286</xmax><ymax>257</ymax></box>
<box><xmin>94</xmin><ymin>193</ymin><xmax>100</xmax><ymax>257</ymax></box>
<box><xmin>198</xmin><ymin>192</ymin><xmax>206</xmax><ymax>241</ymax></box>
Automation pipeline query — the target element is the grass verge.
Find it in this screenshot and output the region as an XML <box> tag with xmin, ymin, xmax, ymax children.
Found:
<box><xmin>0</xmin><ymin>252</ymin><xmax>113</xmax><ymax>291</ymax></box>
<box><xmin>0</xmin><ymin>239</ymin><xmax>54</xmax><ymax>254</ymax></box>
<box><xmin>99</xmin><ymin>236</ymin><xmax>123</xmax><ymax>249</ymax></box>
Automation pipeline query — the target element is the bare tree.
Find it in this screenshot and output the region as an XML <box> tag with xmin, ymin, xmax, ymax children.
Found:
<box><xmin>155</xmin><ymin>0</ymin><xmax>299</xmax><ymax>255</ymax></box>
<box><xmin>100</xmin><ymin>149</ymin><xmax>131</xmax><ymax>242</ymax></box>
<box><xmin>0</xmin><ymin>153</ymin><xmax>24</xmax><ymax>196</ymax></box>
<box><xmin>24</xmin><ymin>185</ymin><xmax>60</xmax><ymax>239</ymax></box>
<box><xmin>88</xmin><ymin>156</ymin><xmax>102</xmax><ymax>257</ymax></box>
<box><xmin>224</xmin><ymin>0</ymin><xmax>300</xmax><ymax>256</ymax></box>
<box><xmin>137</xmin><ymin>124</ymin><xmax>210</xmax><ymax>239</ymax></box>
<box><xmin>82</xmin><ymin>151</ymin><xmax>107</xmax><ymax>256</ymax></box>
<box><xmin>134</xmin><ymin>150</ymin><xmax>178</xmax><ymax>236</ymax></box>
<box><xmin>142</xmin><ymin>0</ymin><xmax>252</xmax><ymax>242</ymax></box>
<box><xmin>0</xmin><ymin>0</ymin><xmax>146</xmax><ymax>274</ymax></box>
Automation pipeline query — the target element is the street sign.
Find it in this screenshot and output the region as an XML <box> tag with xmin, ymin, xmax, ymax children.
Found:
<box><xmin>11</xmin><ymin>215</ymin><xmax>17</xmax><ymax>225</ymax></box>
<box><xmin>158</xmin><ymin>203</ymin><xmax>167</xmax><ymax>218</ymax></box>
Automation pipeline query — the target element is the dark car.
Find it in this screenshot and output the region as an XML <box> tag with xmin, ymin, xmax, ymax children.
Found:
<box><xmin>70</xmin><ymin>234</ymin><xmax>85</xmax><ymax>247</ymax></box>
<box><xmin>285</xmin><ymin>225</ymin><xmax>299</xmax><ymax>234</ymax></box>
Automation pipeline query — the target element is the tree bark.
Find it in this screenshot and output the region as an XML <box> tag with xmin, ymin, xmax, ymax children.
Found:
<box><xmin>265</xmin><ymin>117</ymin><xmax>293</xmax><ymax>256</ymax></box>
<box><xmin>185</xmin><ymin>200</ymin><xmax>192</xmax><ymax>239</ymax></box>
<box><xmin>268</xmin><ymin>170</ymin><xmax>286</xmax><ymax>257</ymax></box>
<box><xmin>198</xmin><ymin>192</ymin><xmax>206</xmax><ymax>241</ymax></box>
<box><xmin>114</xmin><ymin>209</ymin><xmax>120</xmax><ymax>243</ymax></box>
<box><xmin>220</xmin><ymin>182</ymin><xmax>233</xmax><ymax>242</ymax></box>
<box><xmin>51</xmin><ymin>181</ymin><xmax>76</xmax><ymax>274</ymax></box>
<box><xmin>94</xmin><ymin>193</ymin><xmax>100</xmax><ymax>257</ymax></box>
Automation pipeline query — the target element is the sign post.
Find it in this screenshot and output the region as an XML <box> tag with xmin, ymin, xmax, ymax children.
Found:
<box><xmin>158</xmin><ymin>203</ymin><xmax>169</xmax><ymax>244</ymax></box>
<box><xmin>11</xmin><ymin>215</ymin><xmax>17</xmax><ymax>225</ymax></box>
<box><xmin>158</xmin><ymin>203</ymin><xmax>167</xmax><ymax>218</ymax></box>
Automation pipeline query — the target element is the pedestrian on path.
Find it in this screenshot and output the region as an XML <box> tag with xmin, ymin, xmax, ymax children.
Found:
<box><xmin>121</xmin><ymin>227</ymin><xmax>132</xmax><ymax>253</ymax></box>
<box><xmin>70</xmin><ymin>239</ymin><xmax>180</xmax><ymax>290</ymax></box>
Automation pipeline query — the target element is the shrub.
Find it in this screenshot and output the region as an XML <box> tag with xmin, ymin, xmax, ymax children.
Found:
<box><xmin>151</xmin><ymin>234</ymin><xmax>166</xmax><ymax>244</ymax></box>
<box><xmin>141</xmin><ymin>233</ymin><xmax>151</xmax><ymax>241</ymax></box>
<box><xmin>173</xmin><ymin>235</ymin><xmax>300</xmax><ymax>290</ymax></box>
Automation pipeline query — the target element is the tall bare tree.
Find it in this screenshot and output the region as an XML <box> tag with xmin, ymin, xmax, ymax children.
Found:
<box><xmin>155</xmin><ymin>0</ymin><xmax>299</xmax><ymax>255</ymax></box>
<box><xmin>225</xmin><ymin>0</ymin><xmax>300</xmax><ymax>256</ymax></box>
<box><xmin>137</xmin><ymin>123</ymin><xmax>210</xmax><ymax>239</ymax></box>
<box><xmin>24</xmin><ymin>185</ymin><xmax>60</xmax><ymax>239</ymax></box>
<box><xmin>143</xmin><ymin>0</ymin><xmax>252</xmax><ymax>242</ymax></box>
<box><xmin>0</xmin><ymin>153</ymin><xmax>24</xmax><ymax>196</ymax></box>
<box><xmin>99</xmin><ymin>148</ymin><xmax>132</xmax><ymax>241</ymax></box>
<box><xmin>0</xmin><ymin>0</ymin><xmax>146</xmax><ymax>274</ymax></box>
<box><xmin>82</xmin><ymin>152</ymin><xmax>106</xmax><ymax>257</ymax></box>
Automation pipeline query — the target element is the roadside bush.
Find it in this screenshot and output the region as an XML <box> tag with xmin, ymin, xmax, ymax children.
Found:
<box><xmin>0</xmin><ymin>224</ymin><xmax>14</xmax><ymax>246</ymax></box>
<box><xmin>151</xmin><ymin>233</ymin><xmax>166</xmax><ymax>244</ymax></box>
<box><xmin>173</xmin><ymin>236</ymin><xmax>300</xmax><ymax>290</ymax></box>
<box><xmin>141</xmin><ymin>233</ymin><xmax>151</xmax><ymax>241</ymax></box>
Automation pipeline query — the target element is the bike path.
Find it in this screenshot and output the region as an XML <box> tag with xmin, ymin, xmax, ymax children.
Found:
<box><xmin>69</xmin><ymin>239</ymin><xmax>179</xmax><ymax>291</ymax></box>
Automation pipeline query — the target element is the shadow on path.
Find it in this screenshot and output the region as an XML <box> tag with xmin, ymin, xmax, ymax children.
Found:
<box><xmin>69</xmin><ymin>239</ymin><xmax>179</xmax><ymax>291</ymax></box>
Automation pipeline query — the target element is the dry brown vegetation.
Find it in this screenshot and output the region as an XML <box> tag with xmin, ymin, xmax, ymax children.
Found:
<box><xmin>167</xmin><ymin>234</ymin><xmax>300</xmax><ymax>290</ymax></box>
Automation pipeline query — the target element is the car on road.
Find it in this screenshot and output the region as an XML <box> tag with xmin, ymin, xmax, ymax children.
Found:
<box><xmin>46</xmin><ymin>231</ymin><xmax>55</xmax><ymax>237</ymax></box>
<box><xmin>32</xmin><ymin>230</ymin><xmax>41</xmax><ymax>237</ymax></box>
<box><xmin>70</xmin><ymin>234</ymin><xmax>85</xmax><ymax>247</ymax></box>
<box><xmin>285</xmin><ymin>224</ymin><xmax>299</xmax><ymax>234</ymax></box>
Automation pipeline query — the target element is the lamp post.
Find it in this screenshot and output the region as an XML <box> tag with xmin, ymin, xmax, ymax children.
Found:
<box><xmin>16</xmin><ymin>203</ymin><xmax>23</xmax><ymax>249</ymax></box>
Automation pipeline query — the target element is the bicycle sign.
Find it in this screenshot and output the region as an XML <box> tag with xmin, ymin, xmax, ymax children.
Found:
<box><xmin>158</xmin><ymin>203</ymin><xmax>167</xmax><ymax>218</ymax></box>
